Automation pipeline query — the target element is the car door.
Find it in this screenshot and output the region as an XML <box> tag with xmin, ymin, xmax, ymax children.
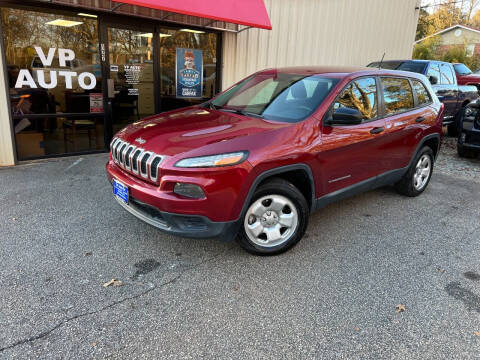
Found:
<box><xmin>429</xmin><ymin>62</ymin><xmax>458</xmax><ymax>119</ymax></box>
<box><xmin>380</xmin><ymin>77</ymin><xmax>436</xmax><ymax>170</ymax></box>
<box><xmin>318</xmin><ymin>76</ymin><xmax>388</xmax><ymax>195</ymax></box>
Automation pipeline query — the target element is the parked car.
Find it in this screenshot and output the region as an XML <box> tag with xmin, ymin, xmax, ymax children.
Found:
<box><xmin>367</xmin><ymin>60</ymin><xmax>478</xmax><ymax>136</ymax></box>
<box><xmin>458</xmin><ymin>100</ymin><xmax>480</xmax><ymax>158</ymax></box>
<box><xmin>452</xmin><ymin>63</ymin><xmax>480</xmax><ymax>89</ymax></box>
<box><xmin>106</xmin><ymin>67</ymin><xmax>444</xmax><ymax>255</ymax></box>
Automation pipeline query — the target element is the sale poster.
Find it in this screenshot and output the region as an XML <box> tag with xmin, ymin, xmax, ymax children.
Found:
<box><xmin>176</xmin><ymin>48</ymin><xmax>203</xmax><ymax>98</ymax></box>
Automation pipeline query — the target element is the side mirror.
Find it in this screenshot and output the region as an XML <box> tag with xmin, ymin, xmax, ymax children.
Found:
<box><xmin>328</xmin><ymin>107</ymin><xmax>363</xmax><ymax>125</ymax></box>
<box><xmin>429</xmin><ymin>75</ymin><xmax>438</xmax><ymax>85</ymax></box>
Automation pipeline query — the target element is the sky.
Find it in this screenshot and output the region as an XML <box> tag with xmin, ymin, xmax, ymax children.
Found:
<box><xmin>420</xmin><ymin>0</ymin><xmax>480</xmax><ymax>15</ymax></box>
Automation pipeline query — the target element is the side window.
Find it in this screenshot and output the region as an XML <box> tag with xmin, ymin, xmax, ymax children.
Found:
<box><xmin>411</xmin><ymin>80</ymin><xmax>432</xmax><ymax>106</ymax></box>
<box><xmin>381</xmin><ymin>77</ymin><xmax>414</xmax><ymax>114</ymax></box>
<box><xmin>333</xmin><ymin>77</ymin><xmax>377</xmax><ymax>120</ymax></box>
<box><xmin>426</xmin><ymin>63</ymin><xmax>441</xmax><ymax>84</ymax></box>
<box><xmin>440</xmin><ymin>64</ymin><xmax>455</xmax><ymax>85</ymax></box>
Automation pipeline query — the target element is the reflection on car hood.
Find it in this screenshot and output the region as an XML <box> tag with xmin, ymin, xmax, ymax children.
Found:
<box><xmin>115</xmin><ymin>106</ymin><xmax>289</xmax><ymax>156</ymax></box>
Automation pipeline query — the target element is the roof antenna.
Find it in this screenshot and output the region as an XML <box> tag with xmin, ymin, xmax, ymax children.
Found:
<box><xmin>378</xmin><ymin>52</ymin><xmax>386</xmax><ymax>69</ymax></box>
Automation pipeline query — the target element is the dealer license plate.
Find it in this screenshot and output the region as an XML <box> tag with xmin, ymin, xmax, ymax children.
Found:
<box><xmin>113</xmin><ymin>179</ymin><xmax>129</xmax><ymax>204</ymax></box>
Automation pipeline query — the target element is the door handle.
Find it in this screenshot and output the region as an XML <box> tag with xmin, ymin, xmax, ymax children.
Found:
<box><xmin>370</xmin><ymin>127</ymin><xmax>384</xmax><ymax>134</ymax></box>
<box><xmin>416</xmin><ymin>116</ymin><xmax>426</xmax><ymax>123</ymax></box>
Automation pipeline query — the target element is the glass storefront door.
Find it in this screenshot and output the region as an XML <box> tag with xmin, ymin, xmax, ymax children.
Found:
<box><xmin>1</xmin><ymin>5</ymin><xmax>222</xmax><ymax>161</ymax></box>
<box><xmin>1</xmin><ymin>7</ymin><xmax>104</xmax><ymax>160</ymax></box>
<box><xmin>107</xmin><ymin>26</ymin><xmax>156</xmax><ymax>134</ymax></box>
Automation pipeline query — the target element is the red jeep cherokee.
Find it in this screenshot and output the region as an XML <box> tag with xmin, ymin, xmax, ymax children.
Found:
<box><xmin>106</xmin><ymin>67</ymin><xmax>444</xmax><ymax>255</ymax></box>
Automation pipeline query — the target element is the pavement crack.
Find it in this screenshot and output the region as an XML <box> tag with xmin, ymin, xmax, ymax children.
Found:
<box><xmin>0</xmin><ymin>247</ymin><xmax>232</xmax><ymax>353</ymax></box>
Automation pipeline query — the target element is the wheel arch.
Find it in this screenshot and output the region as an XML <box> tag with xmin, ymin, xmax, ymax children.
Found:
<box><xmin>241</xmin><ymin>164</ymin><xmax>316</xmax><ymax>217</ymax></box>
<box><xmin>415</xmin><ymin>133</ymin><xmax>441</xmax><ymax>161</ymax></box>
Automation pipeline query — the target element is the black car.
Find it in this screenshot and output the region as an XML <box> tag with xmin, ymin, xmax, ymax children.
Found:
<box><xmin>458</xmin><ymin>100</ymin><xmax>480</xmax><ymax>158</ymax></box>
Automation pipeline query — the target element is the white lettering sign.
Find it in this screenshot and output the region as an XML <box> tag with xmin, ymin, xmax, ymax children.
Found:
<box><xmin>15</xmin><ymin>47</ymin><xmax>97</xmax><ymax>90</ymax></box>
<box><xmin>37</xmin><ymin>70</ymin><xmax>57</xmax><ymax>89</ymax></box>
<box><xmin>34</xmin><ymin>46</ymin><xmax>55</xmax><ymax>67</ymax></box>
<box><xmin>15</xmin><ymin>69</ymin><xmax>37</xmax><ymax>88</ymax></box>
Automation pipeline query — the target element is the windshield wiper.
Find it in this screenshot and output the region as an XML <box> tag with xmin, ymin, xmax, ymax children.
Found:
<box><xmin>206</xmin><ymin>102</ymin><xmax>263</xmax><ymax>118</ymax></box>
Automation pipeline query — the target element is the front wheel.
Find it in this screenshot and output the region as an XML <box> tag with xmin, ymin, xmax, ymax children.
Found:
<box><xmin>236</xmin><ymin>178</ymin><xmax>309</xmax><ymax>255</ymax></box>
<box><xmin>395</xmin><ymin>146</ymin><xmax>434</xmax><ymax>197</ymax></box>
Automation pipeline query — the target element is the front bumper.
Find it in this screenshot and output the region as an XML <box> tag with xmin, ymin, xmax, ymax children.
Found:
<box><xmin>114</xmin><ymin>195</ymin><xmax>238</xmax><ymax>239</ymax></box>
<box><xmin>106</xmin><ymin>159</ymin><xmax>246</xmax><ymax>239</ymax></box>
<box><xmin>459</xmin><ymin>118</ymin><xmax>480</xmax><ymax>149</ymax></box>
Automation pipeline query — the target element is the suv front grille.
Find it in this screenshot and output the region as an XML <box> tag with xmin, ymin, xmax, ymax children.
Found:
<box><xmin>110</xmin><ymin>138</ymin><xmax>164</xmax><ymax>183</ymax></box>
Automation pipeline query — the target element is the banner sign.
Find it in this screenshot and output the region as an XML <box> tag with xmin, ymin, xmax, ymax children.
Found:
<box><xmin>176</xmin><ymin>48</ymin><xmax>203</xmax><ymax>98</ymax></box>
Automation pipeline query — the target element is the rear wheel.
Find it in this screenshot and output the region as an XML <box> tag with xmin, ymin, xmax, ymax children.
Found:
<box><xmin>236</xmin><ymin>178</ymin><xmax>309</xmax><ymax>255</ymax></box>
<box><xmin>395</xmin><ymin>146</ymin><xmax>434</xmax><ymax>197</ymax></box>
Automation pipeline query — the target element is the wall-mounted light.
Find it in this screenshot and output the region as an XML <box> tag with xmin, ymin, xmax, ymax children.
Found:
<box><xmin>77</xmin><ymin>13</ymin><xmax>97</xmax><ymax>18</ymax></box>
<box><xmin>180</xmin><ymin>29</ymin><xmax>205</xmax><ymax>34</ymax></box>
<box><xmin>136</xmin><ymin>33</ymin><xmax>154</xmax><ymax>38</ymax></box>
<box><xmin>46</xmin><ymin>19</ymin><xmax>83</xmax><ymax>27</ymax></box>
<box><xmin>159</xmin><ymin>33</ymin><xmax>172</xmax><ymax>38</ymax></box>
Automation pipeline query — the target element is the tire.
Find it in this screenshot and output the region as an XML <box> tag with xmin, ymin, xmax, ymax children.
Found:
<box><xmin>457</xmin><ymin>143</ymin><xmax>477</xmax><ymax>158</ymax></box>
<box><xmin>236</xmin><ymin>178</ymin><xmax>309</xmax><ymax>255</ymax></box>
<box><xmin>395</xmin><ymin>146</ymin><xmax>434</xmax><ymax>197</ymax></box>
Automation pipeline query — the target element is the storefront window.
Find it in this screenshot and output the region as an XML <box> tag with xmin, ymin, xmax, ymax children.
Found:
<box><xmin>1</xmin><ymin>8</ymin><xmax>103</xmax><ymax>160</ymax></box>
<box><xmin>159</xmin><ymin>28</ymin><xmax>218</xmax><ymax>111</ymax></box>
<box><xmin>108</xmin><ymin>27</ymin><xmax>155</xmax><ymax>133</ymax></box>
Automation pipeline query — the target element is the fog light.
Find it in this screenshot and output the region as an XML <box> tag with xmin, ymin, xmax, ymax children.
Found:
<box><xmin>174</xmin><ymin>183</ymin><xmax>205</xmax><ymax>199</ymax></box>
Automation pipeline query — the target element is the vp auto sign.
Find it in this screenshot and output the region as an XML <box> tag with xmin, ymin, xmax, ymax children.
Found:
<box><xmin>15</xmin><ymin>46</ymin><xmax>97</xmax><ymax>90</ymax></box>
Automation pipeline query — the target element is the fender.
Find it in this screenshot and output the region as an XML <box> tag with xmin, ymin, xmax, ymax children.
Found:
<box><xmin>222</xmin><ymin>163</ymin><xmax>316</xmax><ymax>241</ymax></box>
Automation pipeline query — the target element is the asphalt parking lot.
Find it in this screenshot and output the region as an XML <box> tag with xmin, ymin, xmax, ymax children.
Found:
<box><xmin>1</xmin><ymin>137</ymin><xmax>480</xmax><ymax>359</ymax></box>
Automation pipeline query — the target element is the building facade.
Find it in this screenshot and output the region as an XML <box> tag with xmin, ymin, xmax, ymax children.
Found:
<box><xmin>0</xmin><ymin>0</ymin><xmax>420</xmax><ymax>166</ymax></box>
<box><xmin>415</xmin><ymin>24</ymin><xmax>480</xmax><ymax>56</ymax></box>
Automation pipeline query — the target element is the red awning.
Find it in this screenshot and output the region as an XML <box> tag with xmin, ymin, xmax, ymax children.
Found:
<box><xmin>112</xmin><ymin>0</ymin><xmax>272</xmax><ymax>30</ymax></box>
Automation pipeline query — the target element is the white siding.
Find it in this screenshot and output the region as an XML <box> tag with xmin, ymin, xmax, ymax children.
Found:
<box><xmin>0</xmin><ymin>34</ymin><xmax>15</xmax><ymax>166</ymax></box>
<box><xmin>222</xmin><ymin>0</ymin><xmax>421</xmax><ymax>89</ymax></box>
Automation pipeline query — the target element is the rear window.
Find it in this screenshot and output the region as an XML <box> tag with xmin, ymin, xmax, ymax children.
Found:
<box><xmin>411</xmin><ymin>80</ymin><xmax>432</xmax><ymax>106</ymax></box>
<box><xmin>381</xmin><ymin>77</ymin><xmax>414</xmax><ymax>114</ymax></box>
<box><xmin>367</xmin><ymin>61</ymin><xmax>427</xmax><ymax>74</ymax></box>
<box><xmin>453</xmin><ymin>63</ymin><xmax>472</xmax><ymax>75</ymax></box>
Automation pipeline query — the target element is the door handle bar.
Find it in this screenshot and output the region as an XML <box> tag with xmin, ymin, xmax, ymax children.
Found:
<box><xmin>370</xmin><ymin>127</ymin><xmax>384</xmax><ymax>134</ymax></box>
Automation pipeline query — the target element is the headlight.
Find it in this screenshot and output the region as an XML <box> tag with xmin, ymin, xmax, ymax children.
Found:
<box><xmin>175</xmin><ymin>151</ymin><xmax>248</xmax><ymax>168</ymax></box>
<box><xmin>465</xmin><ymin>107</ymin><xmax>474</xmax><ymax>116</ymax></box>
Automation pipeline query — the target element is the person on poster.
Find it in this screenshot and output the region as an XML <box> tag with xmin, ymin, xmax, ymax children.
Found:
<box><xmin>176</xmin><ymin>48</ymin><xmax>203</xmax><ymax>98</ymax></box>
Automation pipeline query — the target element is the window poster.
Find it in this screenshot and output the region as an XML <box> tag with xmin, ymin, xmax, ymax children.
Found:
<box><xmin>89</xmin><ymin>93</ymin><xmax>103</xmax><ymax>113</ymax></box>
<box><xmin>176</xmin><ymin>48</ymin><xmax>203</xmax><ymax>98</ymax></box>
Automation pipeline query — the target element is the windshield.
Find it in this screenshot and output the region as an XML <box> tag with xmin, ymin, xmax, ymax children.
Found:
<box><xmin>367</xmin><ymin>61</ymin><xmax>427</xmax><ymax>74</ymax></box>
<box><xmin>453</xmin><ymin>63</ymin><xmax>472</xmax><ymax>75</ymax></box>
<box><xmin>209</xmin><ymin>72</ymin><xmax>339</xmax><ymax>123</ymax></box>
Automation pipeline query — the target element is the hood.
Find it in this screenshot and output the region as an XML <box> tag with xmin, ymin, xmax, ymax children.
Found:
<box><xmin>115</xmin><ymin>106</ymin><xmax>290</xmax><ymax>157</ymax></box>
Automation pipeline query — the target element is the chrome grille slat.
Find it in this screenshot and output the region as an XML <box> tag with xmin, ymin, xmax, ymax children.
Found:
<box><xmin>124</xmin><ymin>145</ymin><xmax>136</xmax><ymax>170</ymax></box>
<box><xmin>149</xmin><ymin>156</ymin><xmax>164</xmax><ymax>181</ymax></box>
<box><xmin>132</xmin><ymin>149</ymin><xmax>143</xmax><ymax>174</ymax></box>
<box><xmin>140</xmin><ymin>152</ymin><xmax>153</xmax><ymax>178</ymax></box>
<box><xmin>109</xmin><ymin>138</ymin><xmax>164</xmax><ymax>183</ymax></box>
